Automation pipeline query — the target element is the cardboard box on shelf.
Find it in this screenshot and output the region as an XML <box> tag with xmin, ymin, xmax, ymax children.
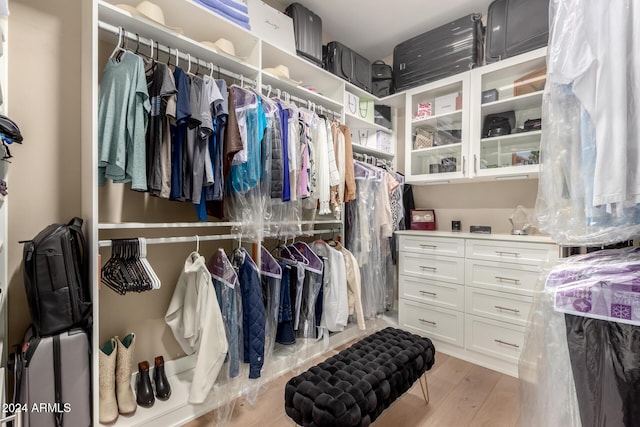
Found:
<box><xmin>514</xmin><ymin>66</ymin><xmax>547</xmax><ymax>96</ymax></box>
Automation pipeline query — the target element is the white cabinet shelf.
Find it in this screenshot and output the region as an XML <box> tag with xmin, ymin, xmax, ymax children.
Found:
<box><xmin>345</xmin><ymin>112</ymin><xmax>391</xmax><ymax>133</ymax></box>
<box><xmin>411</xmin><ymin>142</ymin><xmax>462</xmax><ymax>156</ymax></box>
<box><xmin>351</xmin><ymin>143</ymin><xmax>394</xmax><ymax>159</ymax></box>
<box><xmin>480</xmin><ymin>91</ymin><xmax>543</xmax><ymax>117</ymax></box>
<box><xmin>98</xmin><ymin>1</ymin><xmax>260</xmax><ymax>77</ymax></box>
<box><xmin>411</xmin><ymin>110</ymin><xmax>462</xmax><ymax>129</ymax></box>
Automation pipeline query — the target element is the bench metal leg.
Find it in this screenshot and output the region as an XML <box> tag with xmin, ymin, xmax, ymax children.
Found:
<box><xmin>418</xmin><ymin>373</ymin><xmax>430</xmax><ymax>405</ymax></box>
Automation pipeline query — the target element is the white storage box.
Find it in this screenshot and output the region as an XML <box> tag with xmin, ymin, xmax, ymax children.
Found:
<box><xmin>248</xmin><ymin>0</ymin><xmax>296</xmax><ymax>54</ymax></box>
<box><xmin>376</xmin><ymin>131</ymin><xmax>392</xmax><ymax>153</ymax></box>
<box><xmin>434</xmin><ymin>92</ymin><xmax>461</xmax><ymax>116</ymax></box>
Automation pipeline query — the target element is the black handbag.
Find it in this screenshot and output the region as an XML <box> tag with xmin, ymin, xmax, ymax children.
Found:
<box><xmin>482</xmin><ymin>111</ymin><xmax>515</xmax><ymax>138</ymax></box>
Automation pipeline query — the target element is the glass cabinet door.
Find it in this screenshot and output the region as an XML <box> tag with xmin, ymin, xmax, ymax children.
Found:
<box><xmin>471</xmin><ymin>48</ymin><xmax>546</xmax><ymax>178</ymax></box>
<box><xmin>405</xmin><ymin>73</ymin><xmax>470</xmax><ymax>183</ymax></box>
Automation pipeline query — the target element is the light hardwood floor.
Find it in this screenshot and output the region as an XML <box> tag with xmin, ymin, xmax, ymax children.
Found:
<box><xmin>185</xmin><ymin>346</ymin><xmax>520</xmax><ymax>427</ymax></box>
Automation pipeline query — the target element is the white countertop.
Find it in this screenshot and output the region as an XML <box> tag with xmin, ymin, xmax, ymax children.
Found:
<box><xmin>394</xmin><ymin>230</ymin><xmax>556</xmax><ymax>244</ymax></box>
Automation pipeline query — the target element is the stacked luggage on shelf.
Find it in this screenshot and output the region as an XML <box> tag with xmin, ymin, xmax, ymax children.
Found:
<box><xmin>11</xmin><ymin>218</ymin><xmax>92</xmax><ymax>427</ymax></box>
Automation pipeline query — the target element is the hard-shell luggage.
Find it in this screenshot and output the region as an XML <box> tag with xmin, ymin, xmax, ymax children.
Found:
<box><xmin>393</xmin><ymin>14</ymin><xmax>483</xmax><ymax>92</ymax></box>
<box><xmin>21</xmin><ymin>217</ymin><xmax>91</xmax><ymax>337</ymax></box>
<box><xmin>325</xmin><ymin>41</ymin><xmax>372</xmax><ymax>92</ymax></box>
<box><xmin>12</xmin><ymin>327</ymin><xmax>91</xmax><ymax>427</ymax></box>
<box><xmin>372</xmin><ymin>60</ymin><xmax>393</xmax><ymax>97</ymax></box>
<box><xmin>485</xmin><ymin>0</ymin><xmax>549</xmax><ymax>62</ymax></box>
<box><xmin>285</xmin><ymin>3</ymin><xmax>323</xmax><ymax>67</ymax></box>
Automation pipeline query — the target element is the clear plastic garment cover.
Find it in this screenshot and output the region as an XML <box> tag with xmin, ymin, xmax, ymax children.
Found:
<box><xmin>520</xmin><ymin>247</ymin><xmax>640</xmax><ymax>427</ymax></box>
<box><xmin>534</xmin><ymin>0</ymin><xmax>640</xmax><ymax>245</ymax></box>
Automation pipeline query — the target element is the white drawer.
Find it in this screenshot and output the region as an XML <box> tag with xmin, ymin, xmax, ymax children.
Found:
<box><xmin>465</xmin><ymin>287</ymin><xmax>532</xmax><ymax>326</ymax></box>
<box><xmin>399</xmin><ymin>235</ymin><xmax>465</xmax><ymax>258</ymax></box>
<box><xmin>400</xmin><ymin>275</ymin><xmax>464</xmax><ymax>311</ymax></box>
<box><xmin>466</xmin><ymin>259</ymin><xmax>541</xmax><ymax>295</ymax></box>
<box><xmin>465</xmin><ymin>239</ymin><xmax>557</xmax><ymax>266</ymax></box>
<box><xmin>400</xmin><ymin>253</ymin><xmax>465</xmax><ymax>284</ymax></box>
<box><xmin>399</xmin><ymin>299</ymin><xmax>464</xmax><ymax>347</ymax></box>
<box><xmin>465</xmin><ymin>315</ymin><xmax>525</xmax><ymax>363</ymax></box>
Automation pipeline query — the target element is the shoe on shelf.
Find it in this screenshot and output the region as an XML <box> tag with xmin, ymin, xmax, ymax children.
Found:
<box><xmin>154</xmin><ymin>356</ymin><xmax>172</xmax><ymax>401</ymax></box>
<box><xmin>115</xmin><ymin>333</ymin><xmax>137</xmax><ymax>415</ymax></box>
<box><xmin>99</xmin><ymin>338</ymin><xmax>118</xmax><ymax>424</ymax></box>
<box><xmin>136</xmin><ymin>361</ymin><xmax>155</xmax><ymax>408</ymax></box>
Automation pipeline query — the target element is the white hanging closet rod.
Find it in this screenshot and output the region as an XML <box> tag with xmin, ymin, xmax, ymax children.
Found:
<box><xmin>260</xmin><ymin>84</ymin><xmax>341</xmax><ymax>119</ymax></box>
<box><xmin>97</xmin><ymin>21</ymin><xmax>257</xmax><ymax>86</ymax></box>
<box><xmin>98</xmin><ymin>228</ymin><xmax>340</xmax><ymax>247</ymax></box>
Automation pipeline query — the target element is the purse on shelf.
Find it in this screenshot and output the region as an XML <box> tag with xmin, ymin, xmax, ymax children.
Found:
<box><xmin>414</xmin><ymin>128</ymin><xmax>433</xmax><ymax>150</ymax></box>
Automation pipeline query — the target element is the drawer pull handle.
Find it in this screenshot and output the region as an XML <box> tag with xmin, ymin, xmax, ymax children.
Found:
<box><xmin>419</xmin><ymin>266</ymin><xmax>437</xmax><ymax>271</ymax></box>
<box><xmin>494</xmin><ymin>339</ymin><xmax>519</xmax><ymax>349</ymax></box>
<box><xmin>495</xmin><ymin>251</ymin><xmax>520</xmax><ymax>257</ymax></box>
<box><xmin>420</xmin><ymin>290</ymin><xmax>437</xmax><ymax>297</ymax></box>
<box><xmin>495</xmin><ymin>276</ymin><xmax>520</xmax><ymax>284</ymax></box>
<box><xmin>418</xmin><ymin>318</ymin><xmax>437</xmax><ymax>326</ymax></box>
<box><xmin>419</xmin><ymin>244</ymin><xmax>437</xmax><ymax>249</ymax></box>
<box><xmin>494</xmin><ymin>305</ymin><xmax>520</xmax><ymax>314</ymax></box>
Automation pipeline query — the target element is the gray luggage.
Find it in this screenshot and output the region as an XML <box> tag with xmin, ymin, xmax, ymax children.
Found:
<box><xmin>393</xmin><ymin>14</ymin><xmax>483</xmax><ymax>92</ymax></box>
<box><xmin>485</xmin><ymin>0</ymin><xmax>549</xmax><ymax>62</ymax></box>
<box><xmin>285</xmin><ymin>3</ymin><xmax>323</xmax><ymax>67</ymax></box>
<box><xmin>13</xmin><ymin>327</ymin><xmax>91</xmax><ymax>427</ymax></box>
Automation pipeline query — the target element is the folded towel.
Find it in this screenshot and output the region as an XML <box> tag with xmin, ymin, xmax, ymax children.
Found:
<box><xmin>218</xmin><ymin>0</ymin><xmax>248</xmax><ymax>14</ymax></box>
<box><xmin>194</xmin><ymin>0</ymin><xmax>249</xmax><ymax>23</ymax></box>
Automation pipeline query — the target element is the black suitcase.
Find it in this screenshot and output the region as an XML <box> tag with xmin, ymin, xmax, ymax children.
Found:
<box><xmin>393</xmin><ymin>14</ymin><xmax>483</xmax><ymax>92</ymax></box>
<box><xmin>485</xmin><ymin>0</ymin><xmax>549</xmax><ymax>62</ymax></box>
<box><xmin>285</xmin><ymin>3</ymin><xmax>323</xmax><ymax>67</ymax></box>
<box><xmin>325</xmin><ymin>41</ymin><xmax>372</xmax><ymax>92</ymax></box>
<box><xmin>372</xmin><ymin>60</ymin><xmax>393</xmax><ymax>97</ymax></box>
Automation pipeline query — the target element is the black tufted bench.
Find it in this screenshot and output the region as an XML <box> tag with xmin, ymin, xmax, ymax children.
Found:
<box><xmin>284</xmin><ymin>327</ymin><xmax>436</xmax><ymax>427</ymax></box>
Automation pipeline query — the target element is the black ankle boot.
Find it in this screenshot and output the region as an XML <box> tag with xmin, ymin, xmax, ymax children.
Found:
<box><xmin>136</xmin><ymin>361</ymin><xmax>155</xmax><ymax>408</ymax></box>
<box><xmin>153</xmin><ymin>356</ymin><xmax>171</xmax><ymax>400</ymax></box>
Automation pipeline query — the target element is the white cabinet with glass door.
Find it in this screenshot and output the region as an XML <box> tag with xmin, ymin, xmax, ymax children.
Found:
<box><xmin>469</xmin><ymin>48</ymin><xmax>547</xmax><ymax>179</ymax></box>
<box><xmin>404</xmin><ymin>72</ymin><xmax>471</xmax><ymax>183</ymax></box>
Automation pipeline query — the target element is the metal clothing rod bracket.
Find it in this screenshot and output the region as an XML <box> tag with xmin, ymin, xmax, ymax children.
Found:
<box><xmin>98</xmin><ymin>21</ymin><xmax>257</xmax><ymax>86</ymax></box>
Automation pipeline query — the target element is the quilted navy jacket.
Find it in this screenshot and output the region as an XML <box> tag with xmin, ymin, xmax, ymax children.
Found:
<box><xmin>237</xmin><ymin>249</ymin><xmax>266</xmax><ymax>379</ymax></box>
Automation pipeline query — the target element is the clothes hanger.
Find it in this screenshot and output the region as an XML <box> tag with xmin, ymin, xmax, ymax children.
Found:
<box><xmin>292</xmin><ymin>241</ymin><xmax>323</xmax><ymax>274</ymax></box>
<box><xmin>260</xmin><ymin>245</ymin><xmax>282</xmax><ymax>279</ymax></box>
<box><xmin>138</xmin><ymin>238</ymin><xmax>161</xmax><ymax>289</ymax></box>
<box><xmin>208</xmin><ymin>248</ymin><xmax>238</xmax><ymax>288</ymax></box>
<box><xmin>287</xmin><ymin>243</ymin><xmax>309</xmax><ymax>265</ymax></box>
<box><xmin>186</xmin><ymin>53</ymin><xmax>193</xmax><ymax>75</ymax></box>
<box><xmin>109</xmin><ymin>27</ymin><xmax>126</xmax><ymax>61</ymax></box>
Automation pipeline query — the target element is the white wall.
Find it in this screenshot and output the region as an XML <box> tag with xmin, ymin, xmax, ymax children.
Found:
<box><xmin>7</xmin><ymin>0</ymin><xmax>83</xmax><ymax>352</ymax></box>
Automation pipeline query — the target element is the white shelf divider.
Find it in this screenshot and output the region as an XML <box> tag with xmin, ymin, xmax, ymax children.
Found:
<box><xmin>345</xmin><ymin>112</ymin><xmax>391</xmax><ymax>133</ymax></box>
<box><xmin>352</xmin><ymin>143</ymin><xmax>395</xmax><ymax>159</ymax></box>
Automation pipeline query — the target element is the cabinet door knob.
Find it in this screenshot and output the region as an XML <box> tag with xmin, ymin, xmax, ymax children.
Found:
<box><xmin>420</xmin><ymin>290</ymin><xmax>437</xmax><ymax>297</ymax></box>
<box><xmin>494</xmin><ymin>339</ymin><xmax>519</xmax><ymax>348</ymax></box>
<box><xmin>418</xmin><ymin>318</ymin><xmax>437</xmax><ymax>326</ymax></box>
<box><xmin>494</xmin><ymin>305</ymin><xmax>520</xmax><ymax>314</ymax></box>
<box><xmin>474</xmin><ymin>154</ymin><xmax>477</xmax><ymax>174</ymax></box>
<box><xmin>419</xmin><ymin>265</ymin><xmax>437</xmax><ymax>271</ymax></box>
<box><xmin>419</xmin><ymin>244</ymin><xmax>437</xmax><ymax>249</ymax></box>
<box><xmin>462</xmin><ymin>155</ymin><xmax>466</xmax><ymax>175</ymax></box>
<box><xmin>494</xmin><ymin>276</ymin><xmax>520</xmax><ymax>284</ymax></box>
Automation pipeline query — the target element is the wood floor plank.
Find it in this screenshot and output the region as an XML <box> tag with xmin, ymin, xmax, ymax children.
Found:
<box><xmin>187</xmin><ymin>347</ymin><xmax>520</xmax><ymax>427</ymax></box>
<box><xmin>422</xmin><ymin>364</ymin><xmax>502</xmax><ymax>427</ymax></box>
<box><xmin>372</xmin><ymin>356</ymin><xmax>474</xmax><ymax>427</ymax></box>
<box><xmin>469</xmin><ymin>375</ymin><xmax>520</xmax><ymax>427</ymax></box>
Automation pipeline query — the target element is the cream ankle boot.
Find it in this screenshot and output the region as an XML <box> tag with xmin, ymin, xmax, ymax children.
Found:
<box><xmin>99</xmin><ymin>338</ymin><xmax>118</xmax><ymax>424</ymax></box>
<box><xmin>115</xmin><ymin>333</ymin><xmax>137</xmax><ymax>415</ymax></box>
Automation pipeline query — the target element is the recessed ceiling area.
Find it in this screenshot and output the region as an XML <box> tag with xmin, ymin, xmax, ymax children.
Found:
<box><xmin>263</xmin><ymin>0</ymin><xmax>493</xmax><ymax>61</ymax></box>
